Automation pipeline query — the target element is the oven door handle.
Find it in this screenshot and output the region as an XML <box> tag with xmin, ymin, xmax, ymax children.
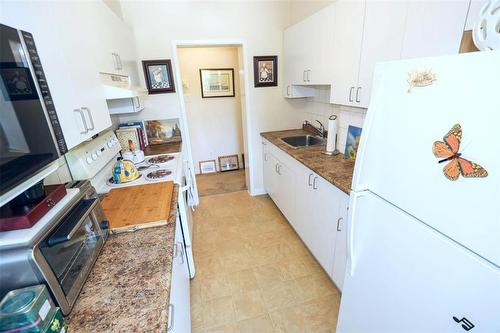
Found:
<box><xmin>47</xmin><ymin>198</ymin><xmax>99</xmax><ymax>247</ymax></box>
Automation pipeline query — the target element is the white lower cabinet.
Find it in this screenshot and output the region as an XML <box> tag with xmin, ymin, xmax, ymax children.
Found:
<box><xmin>168</xmin><ymin>215</ymin><xmax>191</xmax><ymax>332</ymax></box>
<box><xmin>262</xmin><ymin>139</ymin><xmax>349</xmax><ymax>290</ymax></box>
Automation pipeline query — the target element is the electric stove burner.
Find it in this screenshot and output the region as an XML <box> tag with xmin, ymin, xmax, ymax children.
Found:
<box><xmin>106</xmin><ymin>174</ymin><xmax>143</xmax><ymax>186</ymax></box>
<box><xmin>146</xmin><ymin>155</ymin><xmax>175</xmax><ymax>165</ymax></box>
<box><xmin>145</xmin><ymin>169</ymin><xmax>172</xmax><ymax>181</ymax></box>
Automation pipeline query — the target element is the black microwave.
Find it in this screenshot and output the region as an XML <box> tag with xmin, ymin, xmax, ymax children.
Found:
<box><xmin>0</xmin><ymin>23</ymin><xmax>67</xmax><ymax>196</ymax></box>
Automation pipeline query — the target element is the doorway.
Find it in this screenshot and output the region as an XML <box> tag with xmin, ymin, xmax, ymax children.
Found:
<box><xmin>175</xmin><ymin>44</ymin><xmax>249</xmax><ymax>197</ymax></box>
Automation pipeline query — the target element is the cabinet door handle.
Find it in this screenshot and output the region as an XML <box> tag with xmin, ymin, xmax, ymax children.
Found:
<box><xmin>277</xmin><ymin>165</ymin><xmax>282</xmax><ymax>175</ymax></box>
<box><xmin>173</xmin><ymin>243</ymin><xmax>179</xmax><ymax>258</ymax></box>
<box><xmin>308</xmin><ymin>173</ymin><xmax>313</xmax><ymax>186</ymax></box>
<box><xmin>264</xmin><ymin>153</ymin><xmax>268</xmax><ymax>162</ymax></box>
<box><xmin>74</xmin><ymin>109</ymin><xmax>88</xmax><ymax>134</ymax></box>
<box><xmin>81</xmin><ymin>107</ymin><xmax>95</xmax><ymax>131</ymax></box>
<box><xmin>167</xmin><ymin>304</ymin><xmax>174</xmax><ymax>331</ymax></box>
<box><xmin>275</xmin><ymin>163</ymin><xmax>278</xmax><ymax>173</ymax></box>
<box><xmin>287</xmin><ymin>85</ymin><xmax>291</xmax><ymax>96</ymax></box>
<box><xmin>117</xmin><ymin>54</ymin><xmax>123</xmax><ymax>70</ymax></box>
<box><xmin>356</xmin><ymin>87</ymin><xmax>361</xmax><ymax>103</ymax></box>
<box><xmin>307</xmin><ymin>70</ymin><xmax>311</xmax><ymax>82</ymax></box>
<box><xmin>349</xmin><ymin>87</ymin><xmax>354</xmax><ymax>102</ymax></box>
<box><xmin>111</xmin><ymin>53</ymin><xmax>117</xmax><ymax>70</ymax></box>
<box><xmin>178</xmin><ymin>242</ymin><xmax>185</xmax><ymax>264</ymax></box>
<box><xmin>312</xmin><ymin>176</ymin><xmax>318</xmax><ymax>190</ymax></box>
<box><xmin>337</xmin><ymin>217</ymin><xmax>343</xmax><ymax>231</ymax></box>
<box><xmin>303</xmin><ymin>70</ymin><xmax>306</xmax><ymax>82</ymax></box>
<box><xmin>135</xmin><ymin>96</ymin><xmax>141</xmax><ymax>109</ymax></box>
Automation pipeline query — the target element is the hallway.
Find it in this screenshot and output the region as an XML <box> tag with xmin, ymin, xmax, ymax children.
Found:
<box><xmin>191</xmin><ymin>191</ymin><xmax>340</xmax><ymax>333</ymax></box>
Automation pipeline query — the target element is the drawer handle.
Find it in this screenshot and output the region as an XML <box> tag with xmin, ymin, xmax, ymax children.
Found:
<box><xmin>308</xmin><ymin>173</ymin><xmax>313</xmax><ymax>186</ymax></box>
<box><xmin>167</xmin><ymin>304</ymin><xmax>174</xmax><ymax>331</ymax></box>
<box><xmin>337</xmin><ymin>217</ymin><xmax>343</xmax><ymax>231</ymax></box>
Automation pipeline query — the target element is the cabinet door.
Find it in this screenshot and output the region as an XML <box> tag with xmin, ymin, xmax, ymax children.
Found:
<box><xmin>401</xmin><ymin>0</ymin><xmax>469</xmax><ymax>59</ymax></box>
<box><xmin>275</xmin><ymin>160</ymin><xmax>296</xmax><ymax>223</ymax></box>
<box><xmin>331</xmin><ymin>192</ymin><xmax>349</xmax><ymax>291</ymax></box>
<box><xmin>262</xmin><ymin>142</ymin><xmax>278</xmax><ymax>199</ymax></box>
<box><xmin>308</xmin><ymin>5</ymin><xmax>335</xmax><ymax>85</ymax></box>
<box><xmin>169</xmin><ymin>216</ymin><xmax>191</xmax><ymax>333</ymax></box>
<box><xmin>356</xmin><ymin>0</ymin><xmax>409</xmax><ymax>108</ymax></box>
<box><xmin>284</xmin><ymin>24</ymin><xmax>306</xmax><ymax>85</ymax></box>
<box><xmin>294</xmin><ymin>166</ymin><xmax>315</xmax><ymax>242</ymax></box>
<box><xmin>308</xmin><ymin>176</ymin><xmax>339</xmax><ymax>275</ymax></box>
<box><xmin>329</xmin><ymin>0</ymin><xmax>365</xmax><ymax>106</ymax></box>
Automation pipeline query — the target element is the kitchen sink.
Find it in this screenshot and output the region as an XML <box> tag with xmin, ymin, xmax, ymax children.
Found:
<box><xmin>280</xmin><ymin>135</ymin><xmax>324</xmax><ymax>148</ymax></box>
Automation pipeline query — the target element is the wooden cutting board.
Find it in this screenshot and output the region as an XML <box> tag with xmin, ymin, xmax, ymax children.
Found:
<box><xmin>100</xmin><ymin>182</ymin><xmax>174</xmax><ymax>232</ymax></box>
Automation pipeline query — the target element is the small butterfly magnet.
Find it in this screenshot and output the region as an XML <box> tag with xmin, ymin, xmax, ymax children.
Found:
<box><xmin>432</xmin><ymin>124</ymin><xmax>488</xmax><ymax>181</ymax></box>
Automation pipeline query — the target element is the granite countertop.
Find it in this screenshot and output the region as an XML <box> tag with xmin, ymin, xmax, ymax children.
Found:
<box><xmin>261</xmin><ymin>129</ymin><xmax>355</xmax><ymax>194</ymax></box>
<box><xmin>65</xmin><ymin>185</ymin><xmax>179</xmax><ymax>332</ymax></box>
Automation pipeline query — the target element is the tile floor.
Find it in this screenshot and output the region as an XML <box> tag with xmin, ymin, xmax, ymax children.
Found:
<box><xmin>196</xmin><ymin>170</ymin><xmax>247</xmax><ymax>197</ymax></box>
<box><xmin>191</xmin><ymin>191</ymin><xmax>341</xmax><ymax>333</ymax></box>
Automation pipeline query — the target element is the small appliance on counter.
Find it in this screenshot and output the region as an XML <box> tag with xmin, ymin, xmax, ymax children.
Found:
<box><xmin>0</xmin><ymin>182</ymin><xmax>67</xmax><ymax>232</ymax></box>
<box><xmin>0</xmin><ymin>181</ymin><xmax>109</xmax><ymax>315</ymax></box>
<box><xmin>122</xmin><ymin>139</ymin><xmax>145</xmax><ymax>164</ymax></box>
<box><xmin>0</xmin><ymin>284</ymin><xmax>66</xmax><ymax>333</ymax></box>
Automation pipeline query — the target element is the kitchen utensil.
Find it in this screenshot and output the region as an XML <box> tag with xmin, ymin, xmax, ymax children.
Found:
<box><xmin>122</xmin><ymin>139</ymin><xmax>145</xmax><ymax>164</ymax></box>
<box><xmin>112</xmin><ymin>157</ymin><xmax>141</xmax><ymax>184</ymax></box>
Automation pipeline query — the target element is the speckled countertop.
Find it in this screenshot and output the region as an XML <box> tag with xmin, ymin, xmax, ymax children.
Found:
<box><xmin>261</xmin><ymin>129</ymin><xmax>354</xmax><ymax>194</ymax></box>
<box><xmin>65</xmin><ymin>185</ymin><xmax>179</xmax><ymax>332</ymax></box>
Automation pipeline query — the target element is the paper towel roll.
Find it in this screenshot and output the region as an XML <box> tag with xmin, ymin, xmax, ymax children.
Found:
<box><xmin>326</xmin><ymin>115</ymin><xmax>338</xmax><ymax>153</ymax></box>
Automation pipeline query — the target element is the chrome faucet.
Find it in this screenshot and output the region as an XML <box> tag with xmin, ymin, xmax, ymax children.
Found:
<box><xmin>303</xmin><ymin>120</ymin><xmax>325</xmax><ymax>138</ymax></box>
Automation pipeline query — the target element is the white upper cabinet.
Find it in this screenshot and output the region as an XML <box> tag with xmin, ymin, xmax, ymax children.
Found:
<box><xmin>401</xmin><ymin>0</ymin><xmax>469</xmax><ymax>59</ymax></box>
<box><xmin>356</xmin><ymin>1</ymin><xmax>409</xmax><ymax>108</ymax></box>
<box><xmin>284</xmin><ymin>0</ymin><xmax>473</xmax><ymax>108</ymax></box>
<box><xmin>329</xmin><ymin>0</ymin><xmax>366</xmax><ymax>107</ymax></box>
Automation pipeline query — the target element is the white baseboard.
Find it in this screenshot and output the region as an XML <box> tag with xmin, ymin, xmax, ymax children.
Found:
<box><xmin>249</xmin><ymin>187</ymin><xmax>267</xmax><ymax>196</ymax></box>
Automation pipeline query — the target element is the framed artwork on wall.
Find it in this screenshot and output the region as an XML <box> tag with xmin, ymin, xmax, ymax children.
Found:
<box><xmin>199</xmin><ymin>68</ymin><xmax>235</xmax><ymax>98</ymax></box>
<box><xmin>253</xmin><ymin>56</ymin><xmax>277</xmax><ymax>87</ymax></box>
<box><xmin>199</xmin><ymin>160</ymin><xmax>217</xmax><ymax>174</ymax></box>
<box><xmin>218</xmin><ymin>154</ymin><xmax>239</xmax><ymax>172</ymax></box>
<box><xmin>142</xmin><ymin>59</ymin><xmax>176</xmax><ymax>94</ymax></box>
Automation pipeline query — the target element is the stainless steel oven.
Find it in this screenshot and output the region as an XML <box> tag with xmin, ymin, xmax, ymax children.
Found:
<box><xmin>0</xmin><ymin>181</ymin><xmax>108</xmax><ymax>315</ymax></box>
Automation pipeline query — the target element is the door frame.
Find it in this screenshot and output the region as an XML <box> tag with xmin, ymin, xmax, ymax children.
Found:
<box><xmin>171</xmin><ymin>39</ymin><xmax>255</xmax><ymax>203</ymax></box>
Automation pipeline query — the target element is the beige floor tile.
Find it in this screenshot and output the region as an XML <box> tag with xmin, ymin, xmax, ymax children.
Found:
<box><xmin>200</xmin><ymin>274</ymin><xmax>231</xmax><ymax>302</ymax></box>
<box><xmin>203</xmin><ymin>296</ymin><xmax>237</xmax><ymax>329</ymax></box>
<box><xmin>227</xmin><ymin>269</ymin><xmax>260</xmax><ymax>296</ymax></box>
<box><xmin>293</xmin><ymin>273</ymin><xmax>338</xmax><ymax>303</ymax></box>
<box><xmin>270</xmin><ymin>295</ymin><xmax>339</xmax><ymax>333</ymax></box>
<box><xmin>237</xmin><ymin>314</ymin><xmax>275</xmax><ymax>333</ymax></box>
<box><xmin>232</xmin><ymin>289</ymin><xmax>267</xmax><ymax>321</ymax></box>
<box><xmin>192</xmin><ymin>191</ymin><xmax>341</xmax><ymax>332</ymax></box>
<box><xmin>260</xmin><ymin>278</ymin><xmax>299</xmax><ymax>311</ymax></box>
<box><xmin>191</xmin><ymin>301</ymin><xmax>204</xmax><ymax>329</ymax></box>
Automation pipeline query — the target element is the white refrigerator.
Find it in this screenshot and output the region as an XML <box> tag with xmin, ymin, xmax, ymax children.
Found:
<box><xmin>337</xmin><ymin>51</ymin><xmax>500</xmax><ymax>332</ymax></box>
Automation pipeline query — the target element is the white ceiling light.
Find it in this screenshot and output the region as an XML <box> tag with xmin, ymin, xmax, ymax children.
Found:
<box><xmin>473</xmin><ymin>0</ymin><xmax>500</xmax><ymax>50</ymax></box>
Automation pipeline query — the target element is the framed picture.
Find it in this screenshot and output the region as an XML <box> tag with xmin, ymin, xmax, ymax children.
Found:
<box><xmin>199</xmin><ymin>160</ymin><xmax>216</xmax><ymax>174</ymax></box>
<box><xmin>253</xmin><ymin>56</ymin><xmax>277</xmax><ymax>87</ymax></box>
<box><xmin>218</xmin><ymin>154</ymin><xmax>239</xmax><ymax>172</ymax></box>
<box><xmin>142</xmin><ymin>59</ymin><xmax>175</xmax><ymax>94</ymax></box>
<box><xmin>199</xmin><ymin>68</ymin><xmax>235</xmax><ymax>98</ymax></box>
<box><xmin>344</xmin><ymin>125</ymin><xmax>363</xmax><ymax>160</ymax></box>
<box><xmin>144</xmin><ymin>119</ymin><xmax>181</xmax><ymax>145</ymax></box>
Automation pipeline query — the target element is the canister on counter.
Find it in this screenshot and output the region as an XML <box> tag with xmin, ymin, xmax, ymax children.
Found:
<box><xmin>0</xmin><ymin>285</ymin><xmax>56</xmax><ymax>333</ymax></box>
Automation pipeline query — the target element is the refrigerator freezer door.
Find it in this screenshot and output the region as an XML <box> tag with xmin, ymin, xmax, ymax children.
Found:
<box><xmin>353</xmin><ymin>51</ymin><xmax>500</xmax><ymax>267</ymax></box>
<box><xmin>338</xmin><ymin>191</ymin><xmax>500</xmax><ymax>332</ymax></box>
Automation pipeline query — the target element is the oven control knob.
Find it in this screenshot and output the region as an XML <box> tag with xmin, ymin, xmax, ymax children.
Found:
<box><xmin>91</xmin><ymin>153</ymin><xmax>97</xmax><ymax>160</ymax></box>
<box><xmin>107</xmin><ymin>141</ymin><xmax>113</xmax><ymax>148</ymax></box>
<box><xmin>86</xmin><ymin>156</ymin><xmax>93</xmax><ymax>164</ymax></box>
<box><xmin>97</xmin><ymin>149</ymin><xmax>102</xmax><ymax>156</ymax></box>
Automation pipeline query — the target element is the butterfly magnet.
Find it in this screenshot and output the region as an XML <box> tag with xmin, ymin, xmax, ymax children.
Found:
<box><xmin>432</xmin><ymin>124</ymin><xmax>488</xmax><ymax>181</ymax></box>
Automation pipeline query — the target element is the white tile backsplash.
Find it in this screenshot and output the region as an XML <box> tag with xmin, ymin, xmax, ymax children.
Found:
<box><xmin>291</xmin><ymin>86</ymin><xmax>367</xmax><ymax>155</ymax></box>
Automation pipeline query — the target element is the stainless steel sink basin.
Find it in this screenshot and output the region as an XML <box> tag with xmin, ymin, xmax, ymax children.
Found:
<box><xmin>280</xmin><ymin>135</ymin><xmax>324</xmax><ymax>148</ymax></box>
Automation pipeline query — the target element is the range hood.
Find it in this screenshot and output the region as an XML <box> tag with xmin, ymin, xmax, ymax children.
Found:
<box><xmin>100</xmin><ymin>72</ymin><xmax>146</xmax><ymax>100</ymax></box>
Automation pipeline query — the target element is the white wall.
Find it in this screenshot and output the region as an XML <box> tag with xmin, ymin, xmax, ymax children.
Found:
<box><xmin>178</xmin><ymin>47</ymin><xmax>244</xmax><ymax>174</ymax></box>
<box><xmin>289</xmin><ymin>0</ymin><xmax>335</xmax><ymax>26</ymax></box>
<box><xmin>120</xmin><ymin>1</ymin><xmax>304</xmax><ymax>194</ymax></box>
